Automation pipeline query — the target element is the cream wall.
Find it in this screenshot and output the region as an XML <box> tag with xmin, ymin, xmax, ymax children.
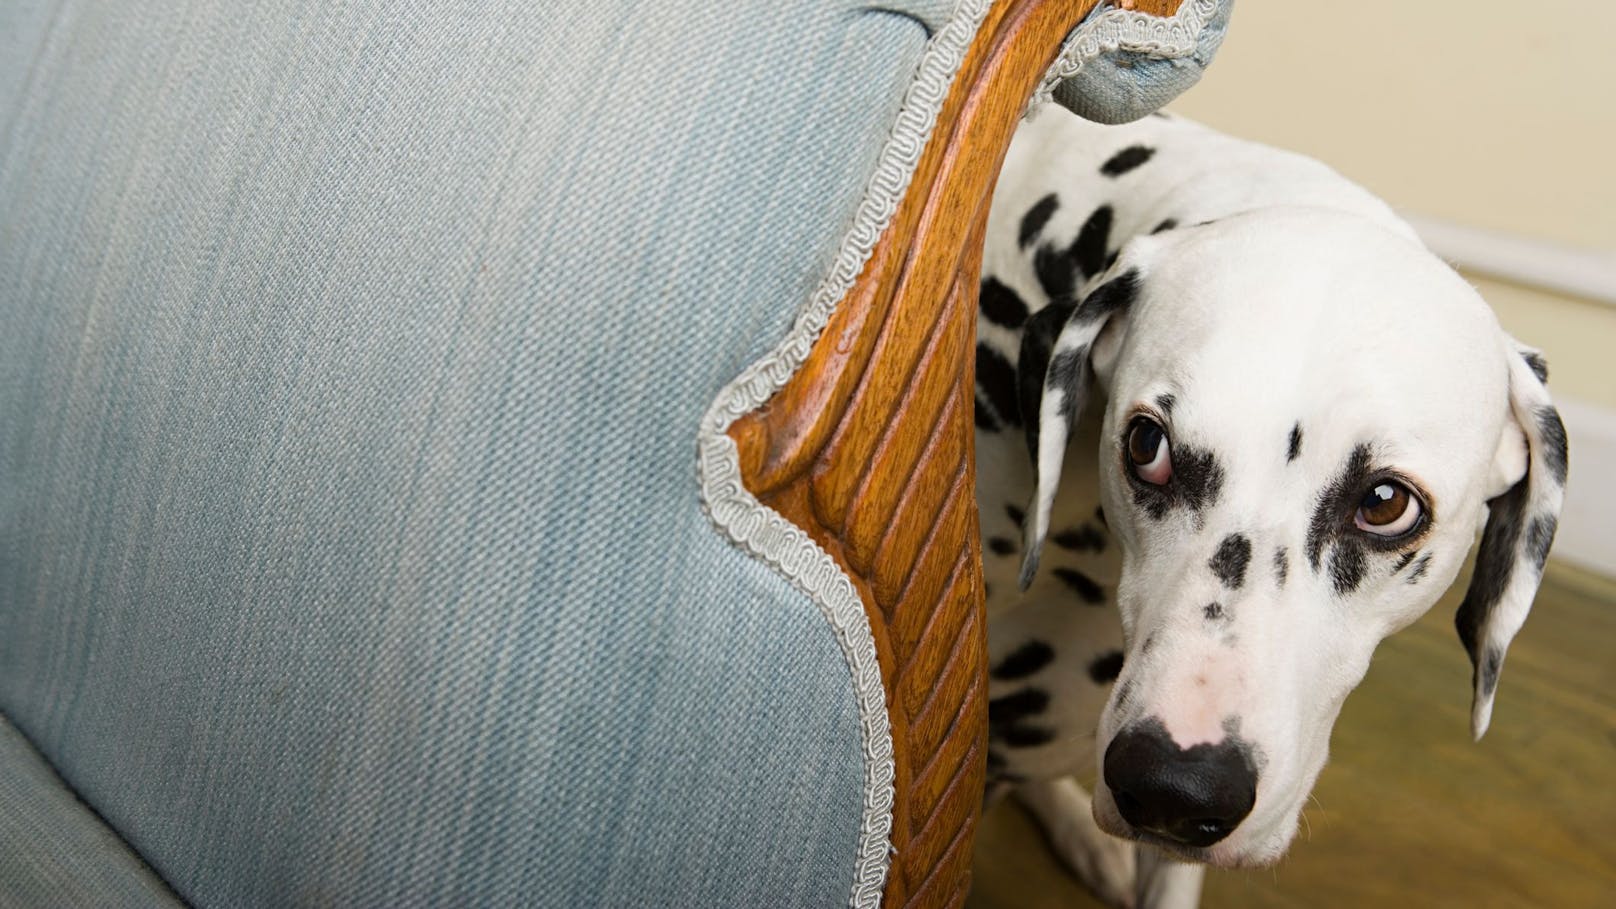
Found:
<box><xmin>1167</xmin><ymin>0</ymin><xmax>1616</xmax><ymax>409</ymax></box>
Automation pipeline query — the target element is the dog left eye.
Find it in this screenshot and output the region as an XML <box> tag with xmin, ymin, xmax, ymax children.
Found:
<box><xmin>1354</xmin><ymin>482</ymin><xmax>1422</xmax><ymax>537</ymax></box>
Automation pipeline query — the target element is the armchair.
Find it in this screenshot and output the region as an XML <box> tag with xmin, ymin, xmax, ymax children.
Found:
<box><xmin>0</xmin><ymin>1</ymin><xmax>1227</xmax><ymax>905</ymax></box>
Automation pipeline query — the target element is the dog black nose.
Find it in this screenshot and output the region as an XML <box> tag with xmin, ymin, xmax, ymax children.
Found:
<box><xmin>1103</xmin><ymin>718</ymin><xmax>1257</xmax><ymax>848</ymax></box>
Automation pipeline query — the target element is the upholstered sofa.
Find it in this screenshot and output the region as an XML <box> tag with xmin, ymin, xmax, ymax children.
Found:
<box><xmin>0</xmin><ymin>1</ymin><xmax>1228</xmax><ymax>905</ymax></box>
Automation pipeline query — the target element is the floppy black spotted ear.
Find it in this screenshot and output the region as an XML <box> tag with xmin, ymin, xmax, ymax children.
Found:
<box><xmin>1454</xmin><ymin>340</ymin><xmax>1568</xmax><ymax>740</ymax></box>
<box><xmin>1015</xmin><ymin>267</ymin><xmax>1139</xmax><ymax>589</ymax></box>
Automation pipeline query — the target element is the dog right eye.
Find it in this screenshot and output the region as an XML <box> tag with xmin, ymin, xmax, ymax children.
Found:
<box><xmin>1354</xmin><ymin>480</ymin><xmax>1424</xmax><ymax>537</ymax></box>
<box><xmin>1127</xmin><ymin>417</ymin><xmax>1172</xmax><ymax>485</ymax></box>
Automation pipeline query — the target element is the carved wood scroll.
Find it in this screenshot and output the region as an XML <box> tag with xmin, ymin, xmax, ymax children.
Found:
<box><xmin>729</xmin><ymin>1</ymin><xmax>1181</xmax><ymax>905</ymax></box>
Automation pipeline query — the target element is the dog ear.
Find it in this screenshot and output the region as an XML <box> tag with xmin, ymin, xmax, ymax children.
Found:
<box><xmin>1015</xmin><ymin>267</ymin><xmax>1140</xmax><ymax>589</ymax></box>
<box><xmin>1454</xmin><ymin>339</ymin><xmax>1567</xmax><ymax>740</ymax></box>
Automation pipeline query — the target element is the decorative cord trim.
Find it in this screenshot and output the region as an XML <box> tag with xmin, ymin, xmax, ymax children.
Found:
<box><xmin>1029</xmin><ymin>0</ymin><xmax>1222</xmax><ymax>110</ymax></box>
<box><xmin>695</xmin><ymin>1</ymin><xmax>991</xmax><ymax>906</ymax></box>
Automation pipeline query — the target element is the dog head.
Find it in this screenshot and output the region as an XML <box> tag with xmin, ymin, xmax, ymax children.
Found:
<box><xmin>1016</xmin><ymin>208</ymin><xmax>1567</xmax><ymax>868</ymax></box>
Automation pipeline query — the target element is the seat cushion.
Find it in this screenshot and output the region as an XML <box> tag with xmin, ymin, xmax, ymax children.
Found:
<box><xmin>0</xmin><ymin>1</ymin><xmax>977</xmax><ymax>905</ymax></box>
<box><xmin>0</xmin><ymin>714</ymin><xmax>180</xmax><ymax>908</ymax></box>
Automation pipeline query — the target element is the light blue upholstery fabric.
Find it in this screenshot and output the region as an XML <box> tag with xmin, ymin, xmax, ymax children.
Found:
<box><xmin>0</xmin><ymin>715</ymin><xmax>180</xmax><ymax>908</ymax></box>
<box><xmin>1051</xmin><ymin>0</ymin><xmax>1234</xmax><ymax>125</ymax></box>
<box><xmin>0</xmin><ymin>1</ymin><xmax>964</xmax><ymax>905</ymax></box>
<box><xmin>0</xmin><ymin>1</ymin><xmax>57</xmax><ymax>120</ymax></box>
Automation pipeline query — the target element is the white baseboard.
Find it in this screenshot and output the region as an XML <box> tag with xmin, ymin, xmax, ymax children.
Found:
<box><xmin>1550</xmin><ymin>395</ymin><xmax>1616</xmax><ymax>578</ymax></box>
<box><xmin>1403</xmin><ymin>213</ymin><xmax>1616</xmax><ymax>309</ymax></box>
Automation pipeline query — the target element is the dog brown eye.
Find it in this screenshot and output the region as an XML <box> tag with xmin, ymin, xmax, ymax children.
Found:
<box><xmin>1354</xmin><ymin>482</ymin><xmax>1422</xmax><ymax>537</ymax></box>
<box><xmin>1127</xmin><ymin>417</ymin><xmax>1172</xmax><ymax>485</ymax></box>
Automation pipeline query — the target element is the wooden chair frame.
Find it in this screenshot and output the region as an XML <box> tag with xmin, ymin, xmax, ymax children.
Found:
<box><xmin>728</xmin><ymin>1</ymin><xmax>1184</xmax><ymax>904</ymax></box>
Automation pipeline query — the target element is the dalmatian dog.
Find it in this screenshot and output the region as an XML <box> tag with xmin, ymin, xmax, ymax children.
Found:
<box><xmin>975</xmin><ymin>104</ymin><xmax>1568</xmax><ymax>908</ymax></box>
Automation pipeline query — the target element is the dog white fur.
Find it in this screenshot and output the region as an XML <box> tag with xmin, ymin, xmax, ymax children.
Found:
<box><xmin>976</xmin><ymin>105</ymin><xmax>1567</xmax><ymax>908</ymax></box>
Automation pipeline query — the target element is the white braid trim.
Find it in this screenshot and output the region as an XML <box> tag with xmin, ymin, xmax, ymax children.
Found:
<box><xmin>1029</xmin><ymin>0</ymin><xmax>1222</xmax><ymax>110</ymax></box>
<box><xmin>695</xmin><ymin>1</ymin><xmax>992</xmax><ymax>906</ymax></box>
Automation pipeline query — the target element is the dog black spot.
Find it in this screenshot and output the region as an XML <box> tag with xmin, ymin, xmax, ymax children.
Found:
<box><xmin>1023</xmin><ymin>271</ymin><xmax>1138</xmax><ymax>458</ymax></box>
<box><xmin>979</xmin><ymin>276</ymin><xmax>1031</xmax><ymax>330</ymax></box>
<box><xmin>1522</xmin><ymin>350</ymin><xmax>1549</xmax><ymax>384</ymax></box>
<box><xmin>1330</xmin><ymin>544</ymin><xmax>1367</xmax><ymax>594</ymax></box>
<box><xmin>1537</xmin><ymin>406</ymin><xmax>1568</xmax><ymax>486</ymax></box>
<box><xmin>1072</xmin><ymin>205</ymin><xmax>1114</xmax><ymax>283</ymax></box>
<box><xmin>1306</xmin><ymin>444</ymin><xmax>1374</xmax><ymax>572</ymax></box>
<box><xmin>974</xmin><ymin>393</ymin><xmax>1004</xmax><ymax>432</ymax></box>
<box><xmin>1052</xmin><ymin>524</ymin><xmax>1106</xmax><ymax>553</ymax></box>
<box><xmin>1133</xmin><ymin>487</ymin><xmax>1169</xmax><ymax>521</ymax></box>
<box><xmin>1129</xmin><ymin>434</ymin><xmax>1223</xmax><ymax>521</ymax></box>
<box><xmin>1287</xmin><ymin>424</ymin><xmax>1302</xmax><ymax>463</ymax></box>
<box><xmin>1015</xmin><ymin>299</ymin><xmax>1075</xmax><ymax>457</ymax></box>
<box><xmin>987</xmin><ymin>536</ymin><xmax>1017</xmax><ymax>557</ymax></box>
<box><xmin>1203</xmin><ymin>601</ymin><xmax>1224</xmax><ymax>621</ymax></box>
<box><xmin>1114</xmin><ymin>679</ymin><xmax>1135</xmax><ymax>711</ymax></box>
<box><xmin>1089</xmin><ymin>650</ymin><xmax>1125</xmax><ymax>684</ymax></box>
<box><xmin>990</xmin><ymin>687</ymin><xmax>1058</xmax><ymax>748</ymax></box>
<box><xmin>1273</xmin><ymin>548</ymin><xmax>1288</xmax><ymax>588</ymax></box>
<box><xmin>1076</xmin><ymin>268</ymin><xmax>1139</xmax><ymax>321</ymax></box>
<box><xmin>1019</xmin><ymin>193</ymin><xmax>1059</xmax><ymax>249</ymax></box>
<box><xmin>1456</xmin><ymin>479</ymin><xmax>1529</xmax><ymax>666</ymax></box>
<box><xmin>984</xmin><ymin>751</ymin><xmax>1023</xmax><ymax>785</ymax></box>
<box><xmin>1174</xmin><ymin>444</ymin><xmax>1225</xmax><ymax>513</ymax></box>
<box><xmin>1304</xmin><ymin>442</ymin><xmax>1387</xmax><ymax>598</ymax></box>
<box><xmin>1006</xmin><ymin>504</ymin><xmax>1026</xmax><ymax>527</ymax></box>
<box><xmin>1209</xmin><ymin>534</ymin><xmax>1252</xmax><ymax>589</ymax></box>
<box><xmin>990</xmin><ymin>687</ymin><xmax>1049</xmax><ymax>727</ymax></box>
<box><xmin>1393</xmin><ymin>551</ymin><xmax>1418</xmax><ymax>573</ymax></box>
<box><xmin>992</xmin><ymin>640</ymin><xmax>1055</xmax><ymax>680</ymax></box>
<box><xmin>1046</xmin><ymin>348</ymin><xmax>1086</xmax><ymax>420</ymax></box>
<box><xmin>1033</xmin><ymin>205</ymin><xmax>1113</xmax><ymax>300</ymax></box>
<box><xmin>1155</xmin><ymin>393</ymin><xmax>1176</xmax><ymax>415</ymax></box>
<box><xmin>977</xmin><ymin>342</ymin><xmax>1021</xmax><ymax>430</ymax></box>
<box><xmin>1034</xmin><ymin>245</ymin><xmax>1076</xmax><ymax>302</ymax></box>
<box><xmin>1100</xmin><ymin>144</ymin><xmax>1155</xmax><ymax>177</ymax></box>
<box><xmin>1406</xmin><ymin>553</ymin><xmax>1432</xmax><ymax>584</ymax></box>
<box><xmin>1526</xmin><ymin>514</ymin><xmax>1557</xmax><ymax>569</ymax></box>
<box><xmin>1150</xmin><ymin>218</ymin><xmax>1178</xmax><ymax>234</ymax></box>
<box><xmin>1480</xmin><ymin>647</ymin><xmax>1503</xmax><ymax>697</ymax></box>
<box><xmin>1054</xmin><ymin>568</ymin><xmax>1106</xmax><ymax>605</ymax></box>
<box><xmin>1141</xmin><ymin>634</ymin><xmax>1156</xmax><ymax>654</ymax></box>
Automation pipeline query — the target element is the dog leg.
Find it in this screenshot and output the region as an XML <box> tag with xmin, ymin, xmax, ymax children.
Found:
<box><xmin>1134</xmin><ymin>844</ymin><xmax>1204</xmax><ymax>909</ymax></box>
<box><xmin>1015</xmin><ymin>777</ymin><xmax>1136</xmax><ymax>908</ymax></box>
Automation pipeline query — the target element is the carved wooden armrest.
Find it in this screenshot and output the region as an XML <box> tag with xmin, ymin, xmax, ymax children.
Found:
<box><xmin>729</xmin><ymin>1</ymin><xmax>1184</xmax><ymax>904</ymax></box>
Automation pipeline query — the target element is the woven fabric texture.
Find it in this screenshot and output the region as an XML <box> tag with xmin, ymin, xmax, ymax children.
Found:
<box><xmin>0</xmin><ymin>715</ymin><xmax>180</xmax><ymax>908</ymax></box>
<box><xmin>0</xmin><ymin>1</ymin><xmax>957</xmax><ymax>904</ymax></box>
<box><xmin>1043</xmin><ymin>0</ymin><xmax>1234</xmax><ymax>124</ymax></box>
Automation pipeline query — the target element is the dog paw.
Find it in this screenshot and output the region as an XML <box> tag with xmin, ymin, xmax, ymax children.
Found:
<box><xmin>1015</xmin><ymin>778</ymin><xmax>1137</xmax><ymax>908</ymax></box>
<box><xmin>1055</xmin><ymin>822</ymin><xmax>1136</xmax><ymax>908</ymax></box>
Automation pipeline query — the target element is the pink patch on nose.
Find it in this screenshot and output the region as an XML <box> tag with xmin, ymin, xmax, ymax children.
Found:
<box><xmin>1154</xmin><ymin>650</ymin><xmax>1243</xmax><ymax>749</ymax></box>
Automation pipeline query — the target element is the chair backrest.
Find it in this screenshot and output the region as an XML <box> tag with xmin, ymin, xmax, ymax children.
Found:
<box><xmin>0</xmin><ymin>1</ymin><xmax>957</xmax><ymax>903</ymax></box>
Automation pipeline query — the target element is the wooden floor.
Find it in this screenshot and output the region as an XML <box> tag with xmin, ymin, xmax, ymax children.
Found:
<box><xmin>968</xmin><ymin>560</ymin><xmax>1616</xmax><ymax>908</ymax></box>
